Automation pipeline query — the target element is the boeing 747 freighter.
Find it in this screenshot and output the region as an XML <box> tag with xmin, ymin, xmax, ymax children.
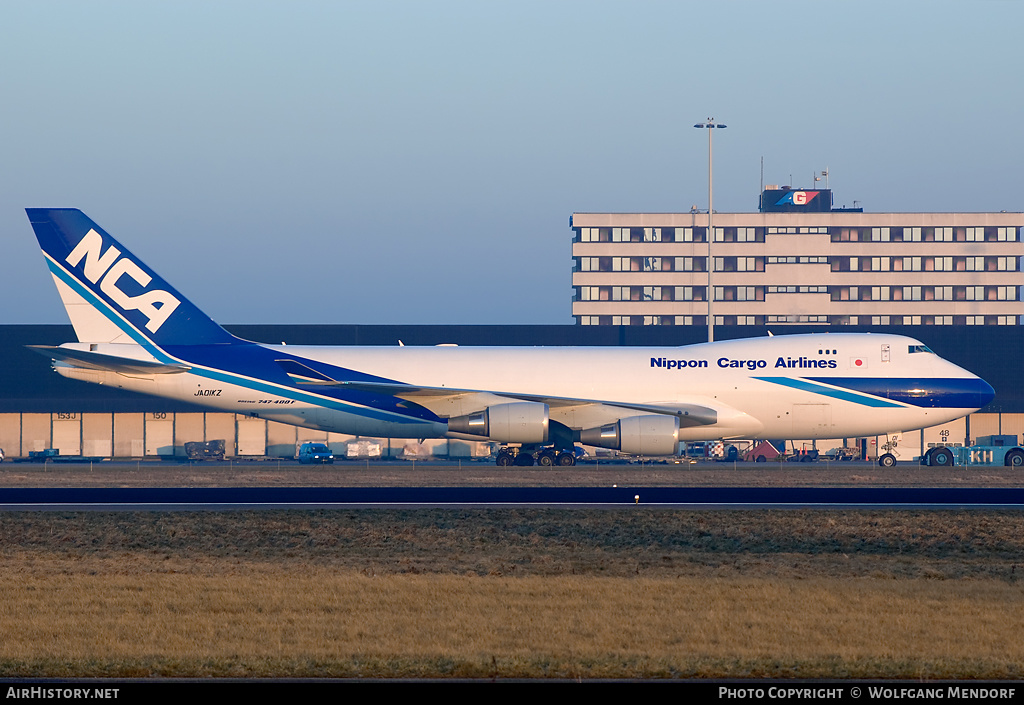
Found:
<box><xmin>27</xmin><ymin>209</ymin><xmax>994</xmax><ymax>466</ymax></box>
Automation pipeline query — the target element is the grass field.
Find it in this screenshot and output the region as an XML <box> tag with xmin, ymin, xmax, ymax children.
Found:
<box><xmin>1</xmin><ymin>508</ymin><xmax>1022</xmax><ymax>678</ymax></box>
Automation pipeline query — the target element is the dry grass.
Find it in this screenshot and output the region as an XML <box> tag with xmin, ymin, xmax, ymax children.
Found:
<box><xmin>1</xmin><ymin>509</ymin><xmax>1023</xmax><ymax>678</ymax></box>
<box><xmin>0</xmin><ymin>572</ymin><xmax>1022</xmax><ymax>678</ymax></box>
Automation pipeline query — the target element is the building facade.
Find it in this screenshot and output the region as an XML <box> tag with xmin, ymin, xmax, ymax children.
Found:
<box><xmin>571</xmin><ymin>189</ymin><xmax>1024</xmax><ymax>327</ymax></box>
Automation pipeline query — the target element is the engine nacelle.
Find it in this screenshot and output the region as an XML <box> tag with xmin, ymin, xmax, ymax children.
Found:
<box><xmin>447</xmin><ymin>402</ymin><xmax>549</xmax><ymax>444</ymax></box>
<box><xmin>579</xmin><ymin>415</ymin><xmax>680</xmax><ymax>456</ymax></box>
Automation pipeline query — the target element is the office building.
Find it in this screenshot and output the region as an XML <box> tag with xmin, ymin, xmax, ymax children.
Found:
<box><xmin>571</xmin><ymin>188</ymin><xmax>1024</xmax><ymax>327</ymax></box>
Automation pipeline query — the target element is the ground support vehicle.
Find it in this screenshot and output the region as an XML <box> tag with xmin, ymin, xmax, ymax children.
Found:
<box><xmin>825</xmin><ymin>447</ymin><xmax>859</xmax><ymax>462</ymax></box>
<box><xmin>298</xmin><ymin>442</ymin><xmax>335</xmax><ymax>464</ymax></box>
<box><xmin>921</xmin><ymin>440</ymin><xmax>1024</xmax><ymax>467</ymax></box>
<box><xmin>787</xmin><ymin>446</ymin><xmax>820</xmax><ymax>463</ymax></box>
<box><xmin>185</xmin><ymin>440</ymin><xmax>225</xmax><ymax>461</ymax></box>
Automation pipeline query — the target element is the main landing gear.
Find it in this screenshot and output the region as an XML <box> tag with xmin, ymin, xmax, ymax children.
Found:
<box><xmin>496</xmin><ymin>445</ymin><xmax>576</xmax><ymax>467</ymax></box>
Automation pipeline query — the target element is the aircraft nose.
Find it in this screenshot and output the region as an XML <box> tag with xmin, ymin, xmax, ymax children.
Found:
<box><xmin>974</xmin><ymin>376</ymin><xmax>996</xmax><ymax>410</ymax></box>
<box><xmin>927</xmin><ymin>374</ymin><xmax>995</xmax><ymax>410</ymax></box>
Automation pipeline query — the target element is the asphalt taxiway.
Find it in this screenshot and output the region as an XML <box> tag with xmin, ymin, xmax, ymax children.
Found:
<box><xmin>2</xmin><ymin>459</ymin><xmax>1023</xmax><ymax>510</ymax></box>
<box><xmin>3</xmin><ymin>485</ymin><xmax>1024</xmax><ymax>510</ymax></box>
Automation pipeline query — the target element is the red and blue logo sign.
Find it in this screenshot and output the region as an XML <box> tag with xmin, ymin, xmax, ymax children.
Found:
<box><xmin>774</xmin><ymin>191</ymin><xmax>820</xmax><ymax>207</ymax></box>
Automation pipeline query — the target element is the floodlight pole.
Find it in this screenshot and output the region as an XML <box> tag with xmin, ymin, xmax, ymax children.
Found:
<box><xmin>694</xmin><ymin>118</ymin><xmax>726</xmax><ymax>343</ymax></box>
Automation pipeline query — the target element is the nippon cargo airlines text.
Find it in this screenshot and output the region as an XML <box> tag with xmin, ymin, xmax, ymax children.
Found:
<box><xmin>652</xmin><ymin>356</ymin><xmax>839</xmax><ymax>371</ymax></box>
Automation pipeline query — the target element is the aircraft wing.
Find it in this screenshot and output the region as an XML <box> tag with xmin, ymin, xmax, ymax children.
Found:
<box><xmin>304</xmin><ymin>378</ymin><xmax>718</xmax><ymax>427</ymax></box>
<box><xmin>27</xmin><ymin>345</ymin><xmax>192</xmax><ymax>375</ymax></box>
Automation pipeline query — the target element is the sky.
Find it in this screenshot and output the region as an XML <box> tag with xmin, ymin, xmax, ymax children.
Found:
<box><xmin>2</xmin><ymin>1</ymin><xmax>1022</xmax><ymax>325</ymax></box>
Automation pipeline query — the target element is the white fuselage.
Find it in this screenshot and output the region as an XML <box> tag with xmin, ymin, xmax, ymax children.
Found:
<box><xmin>55</xmin><ymin>333</ymin><xmax>988</xmax><ymax>442</ymax></box>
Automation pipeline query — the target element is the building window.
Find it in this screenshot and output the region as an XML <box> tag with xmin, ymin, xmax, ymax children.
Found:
<box><xmin>767</xmin><ymin>255</ymin><xmax>828</xmax><ymax>264</ymax></box>
<box><xmin>674</xmin><ymin>227</ymin><xmax>706</xmax><ymax>243</ymax></box>
<box><xmin>772</xmin><ymin>285</ymin><xmax>828</xmax><ymax>294</ymax></box>
<box><xmin>766</xmin><ymin>314</ymin><xmax>828</xmax><ymax>324</ymax></box>
<box><xmin>831</xmin><ymin>256</ymin><xmax>857</xmax><ymax>272</ymax></box>
<box><xmin>675</xmin><ymin>286</ymin><xmax>705</xmax><ymax>301</ymax></box>
<box><xmin>673</xmin><ymin>257</ymin><xmax>707</xmax><ymax>272</ymax></box>
<box><xmin>832</xmin><ymin>227</ymin><xmax>866</xmax><ymax>242</ymax></box>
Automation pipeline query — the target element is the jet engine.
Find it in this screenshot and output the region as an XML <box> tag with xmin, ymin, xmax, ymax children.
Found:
<box><xmin>579</xmin><ymin>414</ymin><xmax>679</xmax><ymax>456</ymax></box>
<box><xmin>447</xmin><ymin>402</ymin><xmax>549</xmax><ymax>444</ymax></box>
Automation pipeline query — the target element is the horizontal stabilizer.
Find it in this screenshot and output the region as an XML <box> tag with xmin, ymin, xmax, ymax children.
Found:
<box><xmin>27</xmin><ymin>345</ymin><xmax>191</xmax><ymax>375</ymax></box>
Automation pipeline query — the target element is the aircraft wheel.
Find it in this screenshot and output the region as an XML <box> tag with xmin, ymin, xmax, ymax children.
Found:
<box><xmin>496</xmin><ymin>453</ymin><xmax>513</xmax><ymax>467</ymax></box>
<box><xmin>1004</xmin><ymin>449</ymin><xmax>1024</xmax><ymax>467</ymax></box>
<box><xmin>537</xmin><ymin>452</ymin><xmax>555</xmax><ymax>467</ymax></box>
<box><xmin>931</xmin><ymin>448</ymin><xmax>953</xmax><ymax>467</ymax></box>
<box><xmin>878</xmin><ymin>453</ymin><xmax>897</xmax><ymax>468</ymax></box>
<box><xmin>514</xmin><ymin>452</ymin><xmax>535</xmax><ymax>467</ymax></box>
<box><xmin>557</xmin><ymin>452</ymin><xmax>576</xmax><ymax>466</ymax></box>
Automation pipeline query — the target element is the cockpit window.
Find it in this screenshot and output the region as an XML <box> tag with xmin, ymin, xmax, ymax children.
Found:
<box><xmin>908</xmin><ymin>345</ymin><xmax>933</xmax><ymax>354</ymax></box>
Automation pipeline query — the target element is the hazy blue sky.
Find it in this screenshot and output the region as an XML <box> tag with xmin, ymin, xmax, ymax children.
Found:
<box><xmin>3</xmin><ymin>1</ymin><xmax>1021</xmax><ymax>325</ymax></box>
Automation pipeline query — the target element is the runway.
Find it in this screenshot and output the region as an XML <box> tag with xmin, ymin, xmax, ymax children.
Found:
<box><xmin>3</xmin><ymin>485</ymin><xmax>1024</xmax><ymax>510</ymax></box>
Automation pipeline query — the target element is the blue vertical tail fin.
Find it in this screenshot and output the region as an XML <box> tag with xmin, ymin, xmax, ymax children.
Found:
<box><xmin>27</xmin><ymin>208</ymin><xmax>240</xmax><ymax>348</ymax></box>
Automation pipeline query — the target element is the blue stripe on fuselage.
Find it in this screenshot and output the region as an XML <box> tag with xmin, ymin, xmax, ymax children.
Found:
<box><xmin>164</xmin><ymin>343</ymin><xmax>441</xmax><ymax>423</ymax></box>
<box><xmin>805</xmin><ymin>377</ymin><xmax>995</xmax><ymax>409</ymax></box>
<box><xmin>754</xmin><ymin>376</ymin><xmax>904</xmax><ymax>407</ymax></box>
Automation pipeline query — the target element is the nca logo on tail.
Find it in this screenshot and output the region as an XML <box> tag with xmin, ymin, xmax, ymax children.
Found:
<box><xmin>65</xmin><ymin>229</ymin><xmax>180</xmax><ymax>332</ymax></box>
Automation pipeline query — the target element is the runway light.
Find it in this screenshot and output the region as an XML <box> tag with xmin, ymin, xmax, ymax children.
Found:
<box><xmin>634</xmin><ymin>494</ymin><xmax>640</xmax><ymax>504</ymax></box>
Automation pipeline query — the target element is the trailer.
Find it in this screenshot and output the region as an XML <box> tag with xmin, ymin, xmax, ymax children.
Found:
<box><xmin>921</xmin><ymin>435</ymin><xmax>1024</xmax><ymax>467</ymax></box>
